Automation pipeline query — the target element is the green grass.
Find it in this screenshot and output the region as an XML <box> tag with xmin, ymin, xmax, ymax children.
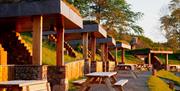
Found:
<box><xmin>148</xmin><ymin>76</ymin><xmax>172</xmax><ymax>91</ymax></box>
<box><xmin>20</xmin><ymin>32</ymin><xmax>83</xmax><ymax>65</ymax></box>
<box><xmin>68</xmin><ymin>80</ymin><xmax>78</xmax><ymax>91</ymax></box>
<box><xmin>115</xmin><ymin>51</ymin><xmax>144</xmax><ymax>64</ymax></box>
<box><xmin>95</xmin><ymin>54</ymin><xmax>101</xmax><ymax>61</ymax></box>
<box><xmin>157</xmin><ymin>70</ymin><xmax>180</xmax><ymax>85</ymax></box>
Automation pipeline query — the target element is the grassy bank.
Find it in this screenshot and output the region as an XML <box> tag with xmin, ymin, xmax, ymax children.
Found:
<box><xmin>116</xmin><ymin>51</ymin><xmax>144</xmax><ymax>64</ymax></box>
<box><xmin>148</xmin><ymin>70</ymin><xmax>180</xmax><ymax>91</ymax></box>
<box><xmin>148</xmin><ymin>76</ymin><xmax>172</xmax><ymax>91</ymax></box>
<box><xmin>157</xmin><ymin>70</ymin><xmax>180</xmax><ymax>85</ymax></box>
<box><xmin>157</xmin><ymin>54</ymin><xmax>180</xmax><ymax>65</ymax></box>
<box><xmin>21</xmin><ymin>32</ymin><xmax>83</xmax><ymax>65</ymax></box>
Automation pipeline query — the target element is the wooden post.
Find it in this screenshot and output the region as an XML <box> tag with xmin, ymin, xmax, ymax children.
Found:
<box><xmin>32</xmin><ymin>15</ymin><xmax>43</xmax><ymax>65</ymax></box>
<box><xmin>100</xmin><ymin>44</ymin><xmax>105</xmax><ymax>62</ymax></box>
<box><xmin>82</xmin><ymin>32</ymin><xmax>90</xmax><ymax>73</ymax></box>
<box><xmin>165</xmin><ymin>54</ymin><xmax>169</xmax><ymax>70</ymax></box>
<box><xmin>91</xmin><ymin>34</ymin><xmax>96</xmax><ymax>61</ymax></box>
<box><xmin>82</xmin><ymin>32</ymin><xmax>88</xmax><ymax>59</ymax></box>
<box><xmin>115</xmin><ymin>47</ymin><xmax>118</xmax><ymax>65</ymax></box>
<box><xmin>56</xmin><ymin>16</ymin><xmax>65</xmax><ymax>66</ymax></box>
<box><xmin>104</xmin><ymin>44</ymin><xmax>108</xmax><ymax>72</ymax></box>
<box><xmin>100</xmin><ymin>44</ymin><xmax>105</xmax><ymax>72</ymax></box>
<box><xmin>148</xmin><ymin>53</ymin><xmax>151</xmax><ymax>66</ymax></box>
<box><xmin>121</xmin><ymin>48</ymin><xmax>125</xmax><ymax>64</ymax></box>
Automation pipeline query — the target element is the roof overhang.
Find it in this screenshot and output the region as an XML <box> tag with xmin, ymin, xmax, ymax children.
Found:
<box><xmin>116</xmin><ymin>42</ymin><xmax>131</xmax><ymax>49</ymax></box>
<box><xmin>96</xmin><ymin>37</ymin><xmax>116</xmax><ymax>46</ymax></box>
<box><xmin>130</xmin><ymin>48</ymin><xmax>173</xmax><ymax>55</ymax></box>
<box><xmin>150</xmin><ymin>50</ymin><xmax>173</xmax><ymax>54</ymax></box>
<box><xmin>65</xmin><ymin>24</ymin><xmax>107</xmax><ymax>41</ymax></box>
<box><xmin>0</xmin><ymin>0</ymin><xmax>83</xmax><ymax>31</ymax></box>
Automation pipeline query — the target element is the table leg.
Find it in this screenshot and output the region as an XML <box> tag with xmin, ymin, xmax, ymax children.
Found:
<box><xmin>98</xmin><ymin>77</ymin><xmax>103</xmax><ymax>84</ymax></box>
<box><xmin>111</xmin><ymin>75</ymin><xmax>117</xmax><ymax>83</ymax></box>
<box><xmin>79</xmin><ymin>77</ymin><xmax>96</xmax><ymax>91</ymax></box>
<box><xmin>104</xmin><ymin>78</ymin><xmax>116</xmax><ymax>91</ymax></box>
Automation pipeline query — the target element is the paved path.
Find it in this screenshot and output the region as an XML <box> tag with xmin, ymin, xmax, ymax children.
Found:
<box><xmin>88</xmin><ymin>71</ymin><xmax>151</xmax><ymax>91</ymax></box>
<box><xmin>116</xmin><ymin>71</ymin><xmax>151</xmax><ymax>91</ymax></box>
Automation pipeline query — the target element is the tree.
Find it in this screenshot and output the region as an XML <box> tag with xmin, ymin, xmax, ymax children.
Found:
<box><xmin>160</xmin><ymin>0</ymin><xmax>180</xmax><ymax>50</ymax></box>
<box><xmin>67</xmin><ymin>0</ymin><xmax>143</xmax><ymax>38</ymax></box>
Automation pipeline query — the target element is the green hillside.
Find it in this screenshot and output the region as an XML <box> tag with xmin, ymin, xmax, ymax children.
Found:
<box><xmin>21</xmin><ymin>32</ymin><xmax>83</xmax><ymax>65</ymax></box>
<box><xmin>21</xmin><ymin>32</ymin><xmax>179</xmax><ymax>65</ymax></box>
<box><xmin>111</xmin><ymin>51</ymin><xmax>144</xmax><ymax>64</ymax></box>
<box><xmin>157</xmin><ymin>54</ymin><xmax>180</xmax><ymax>65</ymax></box>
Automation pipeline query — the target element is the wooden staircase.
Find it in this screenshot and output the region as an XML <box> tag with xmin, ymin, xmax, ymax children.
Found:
<box><xmin>64</xmin><ymin>42</ymin><xmax>77</xmax><ymax>57</ymax></box>
<box><xmin>151</xmin><ymin>56</ymin><xmax>163</xmax><ymax>70</ymax></box>
<box><xmin>97</xmin><ymin>49</ymin><xmax>115</xmax><ymax>61</ymax></box>
<box><xmin>108</xmin><ymin>52</ymin><xmax>115</xmax><ymax>61</ymax></box>
<box><xmin>48</xmin><ymin>34</ymin><xmax>77</xmax><ymax>57</ymax></box>
<box><xmin>0</xmin><ymin>44</ymin><xmax>7</xmax><ymax>65</ymax></box>
<box><xmin>0</xmin><ymin>31</ymin><xmax>32</xmax><ymax>64</ymax></box>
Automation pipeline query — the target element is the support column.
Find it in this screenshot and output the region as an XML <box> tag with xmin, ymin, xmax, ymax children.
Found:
<box><xmin>56</xmin><ymin>16</ymin><xmax>65</xmax><ymax>66</ymax></box>
<box><xmin>100</xmin><ymin>44</ymin><xmax>105</xmax><ymax>61</ymax></box>
<box><xmin>32</xmin><ymin>15</ymin><xmax>43</xmax><ymax>65</ymax></box>
<box><xmin>115</xmin><ymin>47</ymin><xmax>118</xmax><ymax>65</ymax></box>
<box><xmin>165</xmin><ymin>54</ymin><xmax>169</xmax><ymax>70</ymax></box>
<box><xmin>104</xmin><ymin>44</ymin><xmax>108</xmax><ymax>72</ymax></box>
<box><xmin>82</xmin><ymin>32</ymin><xmax>90</xmax><ymax>74</ymax></box>
<box><xmin>100</xmin><ymin>44</ymin><xmax>105</xmax><ymax>72</ymax></box>
<box><xmin>148</xmin><ymin>53</ymin><xmax>151</xmax><ymax>66</ymax></box>
<box><xmin>82</xmin><ymin>32</ymin><xmax>88</xmax><ymax>59</ymax></box>
<box><xmin>121</xmin><ymin>48</ymin><xmax>125</xmax><ymax>64</ymax></box>
<box><xmin>91</xmin><ymin>34</ymin><xmax>96</xmax><ymax>61</ymax></box>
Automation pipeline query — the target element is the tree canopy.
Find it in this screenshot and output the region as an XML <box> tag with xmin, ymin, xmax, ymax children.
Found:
<box><xmin>67</xmin><ymin>0</ymin><xmax>143</xmax><ymax>38</ymax></box>
<box><xmin>160</xmin><ymin>0</ymin><xmax>180</xmax><ymax>50</ymax></box>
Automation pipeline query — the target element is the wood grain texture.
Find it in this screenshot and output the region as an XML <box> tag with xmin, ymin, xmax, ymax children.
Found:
<box><xmin>32</xmin><ymin>15</ymin><xmax>43</xmax><ymax>65</ymax></box>
<box><xmin>56</xmin><ymin>16</ymin><xmax>65</xmax><ymax>66</ymax></box>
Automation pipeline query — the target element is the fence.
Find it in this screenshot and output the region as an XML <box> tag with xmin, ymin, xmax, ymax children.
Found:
<box><xmin>107</xmin><ymin>61</ymin><xmax>116</xmax><ymax>71</ymax></box>
<box><xmin>65</xmin><ymin>59</ymin><xmax>84</xmax><ymax>80</ymax></box>
<box><xmin>91</xmin><ymin>61</ymin><xmax>103</xmax><ymax>72</ymax></box>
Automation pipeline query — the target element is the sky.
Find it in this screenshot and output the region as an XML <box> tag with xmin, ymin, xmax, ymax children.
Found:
<box><xmin>126</xmin><ymin>0</ymin><xmax>171</xmax><ymax>43</ymax></box>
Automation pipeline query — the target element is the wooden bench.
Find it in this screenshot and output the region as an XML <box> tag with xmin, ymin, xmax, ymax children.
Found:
<box><xmin>0</xmin><ymin>80</ymin><xmax>51</xmax><ymax>91</ymax></box>
<box><xmin>72</xmin><ymin>79</ymin><xmax>86</xmax><ymax>87</ymax></box>
<box><xmin>113</xmin><ymin>79</ymin><xmax>128</xmax><ymax>91</ymax></box>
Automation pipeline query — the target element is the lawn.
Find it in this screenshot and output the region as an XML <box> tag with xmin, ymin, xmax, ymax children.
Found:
<box><xmin>157</xmin><ymin>54</ymin><xmax>180</xmax><ymax>65</ymax></box>
<box><xmin>114</xmin><ymin>51</ymin><xmax>144</xmax><ymax>64</ymax></box>
<box><xmin>157</xmin><ymin>70</ymin><xmax>180</xmax><ymax>85</ymax></box>
<box><xmin>148</xmin><ymin>76</ymin><xmax>172</xmax><ymax>91</ymax></box>
<box><xmin>148</xmin><ymin>70</ymin><xmax>180</xmax><ymax>91</ymax></box>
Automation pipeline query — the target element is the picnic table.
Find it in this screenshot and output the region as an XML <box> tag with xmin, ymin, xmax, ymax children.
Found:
<box><xmin>77</xmin><ymin>72</ymin><xmax>128</xmax><ymax>91</ymax></box>
<box><xmin>116</xmin><ymin>64</ymin><xmax>136</xmax><ymax>70</ymax></box>
<box><xmin>0</xmin><ymin>80</ymin><xmax>51</xmax><ymax>91</ymax></box>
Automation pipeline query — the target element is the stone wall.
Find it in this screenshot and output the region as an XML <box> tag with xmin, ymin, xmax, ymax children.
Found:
<box><xmin>47</xmin><ymin>60</ymin><xmax>84</xmax><ymax>91</ymax></box>
<box><xmin>47</xmin><ymin>66</ymin><xmax>68</xmax><ymax>91</ymax></box>
<box><xmin>14</xmin><ymin>65</ymin><xmax>47</xmax><ymax>80</ymax></box>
